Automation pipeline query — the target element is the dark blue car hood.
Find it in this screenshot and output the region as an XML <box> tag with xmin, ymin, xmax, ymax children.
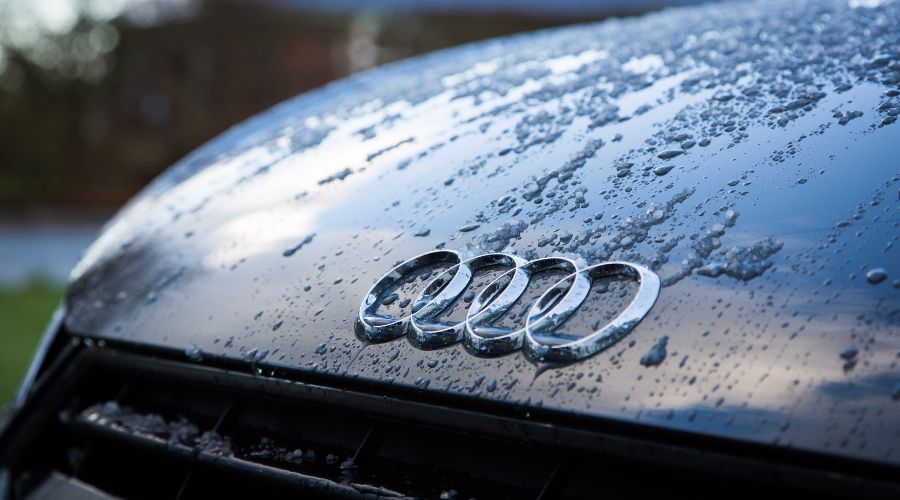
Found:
<box><xmin>64</xmin><ymin>0</ymin><xmax>900</xmax><ymax>469</ymax></box>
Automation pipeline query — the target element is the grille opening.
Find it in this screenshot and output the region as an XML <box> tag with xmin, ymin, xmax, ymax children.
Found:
<box><xmin>177</xmin><ymin>467</ymin><xmax>308</xmax><ymax>498</ymax></box>
<box><xmin>76</xmin><ymin>439</ymin><xmax>190</xmax><ymax>499</ymax></box>
<box><xmin>118</xmin><ymin>377</ymin><xmax>232</xmax><ymax>431</ymax></box>
<box><xmin>371</xmin><ymin>425</ymin><xmax>556</xmax><ymax>492</ymax></box>
<box><xmin>228</xmin><ymin>398</ymin><xmax>370</xmax><ymax>479</ymax></box>
<box><xmin>4</xmin><ymin>350</ymin><xmax>889</xmax><ymax>499</ymax></box>
<box><xmin>9</xmin><ymin>361</ymin><xmax>565</xmax><ymax>498</ymax></box>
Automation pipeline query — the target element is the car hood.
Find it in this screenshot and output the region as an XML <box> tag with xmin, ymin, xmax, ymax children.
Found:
<box><xmin>65</xmin><ymin>0</ymin><xmax>900</xmax><ymax>468</ymax></box>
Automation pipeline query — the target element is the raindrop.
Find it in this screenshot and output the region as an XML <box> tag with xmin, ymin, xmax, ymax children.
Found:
<box><xmin>865</xmin><ymin>268</ymin><xmax>888</xmax><ymax>284</ymax></box>
<box><xmin>185</xmin><ymin>345</ymin><xmax>203</xmax><ymax>362</ymax></box>
<box><xmin>722</xmin><ymin>210</ymin><xmax>738</xmax><ymax>228</ymax></box>
<box><xmin>839</xmin><ymin>347</ymin><xmax>858</xmax><ymax>360</ymax></box>
<box><xmin>243</xmin><ymin>347</ymin><xmax>269</xmax><ymax>363</ymax></box>
<box><xmin>840</xmin><ymin>347</ymin><xmax>858</xmax><ymax>371</ymax></box>
<box><xmin>657</xmin><ymin>150</ymin><xmax>684</xmax><ymax>160</ymax></box>
<box><xmin>712</xmin><ymin>90</ymin><xmax>734</xmax><ymax>101</ymax></box>
<box><xmin>654</xmin><ymin>165</ymin><xmax>674</xmax><ymax>176</ymax></box>
<box><xmin>640</xmin><ymin>336</ymin><xmax>668</xmax><ymax>367</ymax></box>
<box><xmin>283</xmin><ymin>233</ymin><xmax>316</xmax><ymax>257</ymax></box>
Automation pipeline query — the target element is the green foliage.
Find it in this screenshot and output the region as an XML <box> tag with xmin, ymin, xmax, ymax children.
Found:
<box><xmin>0</xmin><ymin>281</ymin><xmax>63</xmax><ymax>405</ymax></box>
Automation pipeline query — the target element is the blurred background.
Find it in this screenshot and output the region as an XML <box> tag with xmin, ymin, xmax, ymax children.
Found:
<box><xmin>0</xmin><ymin>0</ymin><xmax>701</xmax><ymax>404</ymax></box>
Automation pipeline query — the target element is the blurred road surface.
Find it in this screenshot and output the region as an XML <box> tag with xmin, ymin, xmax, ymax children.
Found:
<box><xmin>0</xmin><ymin>212</ymin><xmax>108</xmax><ymax>287</ymax></box>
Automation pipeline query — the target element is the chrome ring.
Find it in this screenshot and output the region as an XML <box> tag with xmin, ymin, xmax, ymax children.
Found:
<box><xmin>524</xmin><ymin>261</ymin><xmax>660</xmax><ymax>363</ymax></box>
<box><xmin>355</xmin><ymin>250</ymin><xmax>462</xmax><ymax>343</ymax></box>
<box><xmin>464</xmin><ymin>257</ymin><xmax>580</xmax><ymax>356</ymax></box>
<box><xmin>409</xmin><ymin>253</ymin><xmax>525</xmax><ymax>349</ymax></box>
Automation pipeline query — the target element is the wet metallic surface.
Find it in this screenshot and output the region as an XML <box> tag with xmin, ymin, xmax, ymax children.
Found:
<box><xmin>64</xmin><ymin>0</ymin><xmax>900</xmax><ymax>468</ymax></box>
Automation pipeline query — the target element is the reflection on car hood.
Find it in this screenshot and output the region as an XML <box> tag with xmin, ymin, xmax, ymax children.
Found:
<box><xmin>66</xmin><ymin>0</ymin><xmax>900</xmax><ymax>468</ymax></box>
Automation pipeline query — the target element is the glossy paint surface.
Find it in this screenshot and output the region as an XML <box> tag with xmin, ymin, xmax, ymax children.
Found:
<box><xmin>65</xmin><ymin>0</ymin><xmax>900</xmax><ymax>467</ymax></box>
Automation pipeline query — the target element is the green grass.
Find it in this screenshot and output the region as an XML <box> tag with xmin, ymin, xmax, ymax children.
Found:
<box><xmin>0</xmin><ymin>281</ymin><xmax>64</xmax><ymax>405</ymax></box>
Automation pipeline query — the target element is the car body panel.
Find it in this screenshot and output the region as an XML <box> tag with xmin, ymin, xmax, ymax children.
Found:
<box><xmin>64</xmin><ymin>0</ymin><xmax>900</xmax><ymax>469</ymax></box>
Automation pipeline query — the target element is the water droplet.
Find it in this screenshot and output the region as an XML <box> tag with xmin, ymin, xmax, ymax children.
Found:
<box><xmin>283</xmin><ymin>233</ymin><xmax>316</xmax><ymax>257</ymax></box>
<box><xmin>243</xmin><ymin>347</ymin><xmax>269</xmax><ymax>363</ymax></box>
<box><xmin>640</xmin><ymin>336</ymin><xmax>668</xmax><ymax>367</ymax></box>
<box><xmin>865</xmin><ymin>268</ymin><xmax>888</xmax><ymax>284</ymax></box>
<box><xmin>657</xmin><ymin>150</ymin><xmax>684</xmax><ymax>160</ymax></box>
<box><xmin>724</xmin><ymin>209</ymin><xmax>739</xmax><ymax>227</ymax></box>
<box><xmin>840</xmin><ymin>347</ymin><xmax>858</xmax><ymax>360</ymax></box>
<box><xmin>185</xmin><ymin>345</ymin><xmax>203</xmax><ymax>361</ymax></box>
<box><xmin>654</xmin><ymin>165</ymin><xmax>674</xmax><ymax>176</ymax></box>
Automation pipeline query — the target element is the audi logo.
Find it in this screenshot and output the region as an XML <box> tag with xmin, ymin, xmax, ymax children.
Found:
<box><xmin>356</xmin><ymin>250</ymin><xmax>660</xmax><ymax>363</ymax></box>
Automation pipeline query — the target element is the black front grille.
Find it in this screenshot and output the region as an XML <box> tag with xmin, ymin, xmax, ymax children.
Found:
<box><xmin>2</xmin><ymin>345</ymin><xmax>898</xmax><ymax>499</ymax></box>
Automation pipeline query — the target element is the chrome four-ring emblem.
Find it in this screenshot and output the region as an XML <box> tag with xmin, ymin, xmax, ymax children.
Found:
<box><xmin>356</xmin><ymin>250</ymin><xmax>661</xmax><ymax>363</ymax></box>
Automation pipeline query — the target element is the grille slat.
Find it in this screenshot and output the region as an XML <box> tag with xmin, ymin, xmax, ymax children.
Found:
<box><xmin>3</xmin><ymin>347</ymin><xmax>898</xmax><ymax>499</ymax></box>
<box><xmin>71</xmin><ymin>415</ymin><xmax>378</xmax><ymax>499</ymax></box>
